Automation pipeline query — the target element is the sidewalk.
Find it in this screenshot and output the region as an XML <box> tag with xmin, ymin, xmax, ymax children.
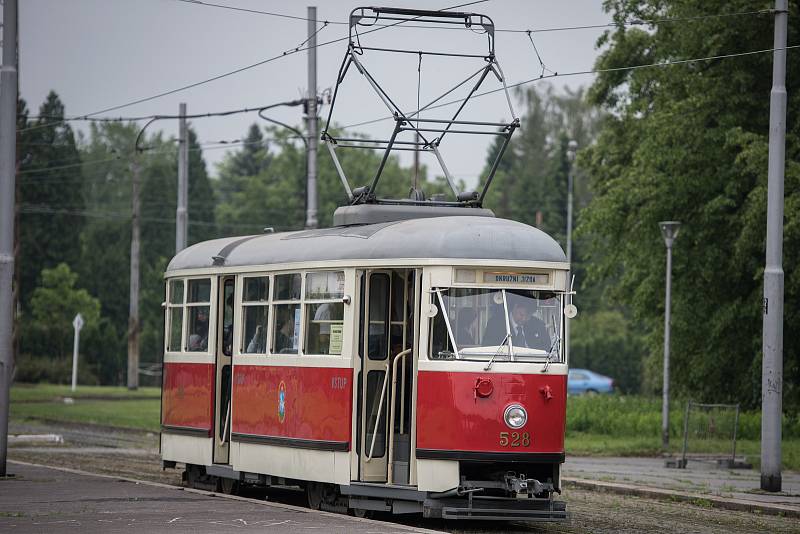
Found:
<box><xmin>0</xmin><ymin>462</ymin><xmax>438</xmax><ymax>534</ymax></box>
<box><xmin>562</xmin><ymin>456</ymin><xmax>800</xmax><ymax>517</ymax></box>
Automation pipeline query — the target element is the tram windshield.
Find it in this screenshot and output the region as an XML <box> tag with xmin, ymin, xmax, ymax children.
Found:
<box><xmin>430</xmin><ymin>288</ymin><xmax>563</xmax><ymax>362</ymax></box>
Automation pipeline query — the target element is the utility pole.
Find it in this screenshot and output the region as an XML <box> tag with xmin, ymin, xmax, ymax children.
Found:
<box><xmin>761</xmin><ymin>0</ymin><xmax>787</xmax><ymax>493</ymax></box>
<box><xmin>127</xmin><ymin>154</ymin><xmax>141</xmax><ymax>390</ymax></box>
<box><xmin>659</xmin><ymin>221</ymin><xmax>681</xmax><ymax>449</ymax></box>
<box><xmin>305</xmin><ymin>5</ymin><xmax>319</xmax><ymax>229</ymax></box>
<box><xmin>0</xmin><ymin>0</ymin><xmax>19</xmax><ymax>478</ymax></box>
<box><xmin>566</xmin><ymin>140</ymin><xmax>577</xmax><ymax>265</ymax></box>
<box><xmin>176</xmin><ymin>103</ymin><xmax>188</xmax><ymax>253</ymax></box>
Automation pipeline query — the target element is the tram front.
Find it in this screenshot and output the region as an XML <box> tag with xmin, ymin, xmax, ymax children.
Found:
<box><xmin>414</xmin><ymin>231</ymin><xmax>570</xmax><ymax>520</ymax></box>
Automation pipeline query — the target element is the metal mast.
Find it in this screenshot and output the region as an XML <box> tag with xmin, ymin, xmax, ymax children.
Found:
<box><xmin>0</xmin><ymin>0</ymin><xmax>19</xmax><ymax>477</ymax></box>
<box><xmin>305</xmin><ymin>6</ymin><xmax>319</xmax><ymax>229</ymax></box>
<box><xmin>761</xmin><ymin>0</ymin><xmax>788</xmax><ymax>493</ymax></box>
<box><xmin>176</xmin><ymin>103</ymin><xmax>188</xmax><ymax>252</ymax></box>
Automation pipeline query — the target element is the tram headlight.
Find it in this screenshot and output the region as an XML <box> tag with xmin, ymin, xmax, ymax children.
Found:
<box><xmin>504</xmin><ymin>404</ymin><xmax>527</xmax><ymax>429</ymax></box>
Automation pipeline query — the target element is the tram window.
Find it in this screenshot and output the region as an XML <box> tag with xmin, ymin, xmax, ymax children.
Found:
<box><xmin>166</xmin><ymin>279</ymin><xmax>184</xmax><ymax>352</ymax></box>
<box><xmin>368</xmin><ymin>273</ymin><xmax>390</xmax><ymax>360</ymax></box>
<box><xmin>169</xmin><ymin>279</ymin><xmax>183</xmax><ymax>305</ymax></box>
<box><xmin>275</xmin><ymin>273</ymin><xmax>301</xmax><ymax>301</ymax></box>
<box><xmin>241</xmin><ymin>276</ymin><xmax>270</xmax><ymax>354</ymax></box>
<box><xmin>306</xmin><ymin>271</ymin><xmax>344</xmax><ymax>299</ymax></box>
<box><xmin>305</xmin><ymin>302</ymin><xmax>344</xmax><ymax>355</ymax></box>
<box><xmin>188</xmin><ymin>278</ymin><xmax>211</xmax><ymax>303</ymax></box>
<box><xmin>305</xmin><ymin>271</ymin><xmax>345</xmax><ymax>355</ymax></box>
<box><xmin>186</xmin><ymin>278</ymin><xmax>211</xmax><ymax>352</ymax></box>
<box><xmin>365</xmin><ymin>370</ymin><xmax>387</xmax><ymax>458</ymax></box>
<box><xmin>273</xmin><ymin>303</ymin><xmax>300</xmax><ymax>354</ymax></box>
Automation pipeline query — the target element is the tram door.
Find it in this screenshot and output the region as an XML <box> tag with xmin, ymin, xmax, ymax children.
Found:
<box><xmin>359</xmin><ymin>270</ymin><xmax>416</xmax><ymax>483</ymax></box>
<box><xmin>213</xmin><ymin>276</ymin><xmax>235</xmax><ymax>464</ymax></box>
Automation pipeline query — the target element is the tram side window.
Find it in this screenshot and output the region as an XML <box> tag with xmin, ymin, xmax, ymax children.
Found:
<box><xmin>186</xmin><ymin>278</ymin><xmax>212</xmax><ymax>352</ymax></box>
<box><xmin>273</xmin><ymin>273</ymin><xmax>301</xmax><ymax>354</ymax></box>
<box><xmin>305</xmin><ymin>271</ymin><xmax>345</xmax><ymax>355</ymax></box>
<box><xmin>241</xmin><ymin>276</ymin><xmax>270</xmax><ymax>354</ymax></box>
<box><xmin>166</xmin><ymin>279</ymin><xmax>184</xmax><ymax>352</ymax></box>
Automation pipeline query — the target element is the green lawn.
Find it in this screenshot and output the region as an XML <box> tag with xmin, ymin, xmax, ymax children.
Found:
<box><xmin>11</xmin><ymin>383</ymin><xmax>160</xmax><ymax>402</ymax></box>
<box><xmin>9</xmin><ymin>384</ymin><xmax>800</xmax><ymax>470</ymax></box>
<box><xmin>11</xmin><ymin>397</ymin><xmax>161</xmax><ymax>432</ymax></box>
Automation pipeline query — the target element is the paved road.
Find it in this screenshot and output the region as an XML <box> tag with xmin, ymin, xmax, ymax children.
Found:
<box><xmin>0</xmin><ymin>463</ymin><xmax>435</xmax><ymax>534</ymax></box>
<box><xmin>563</xmin><ymin>456</ymin><xmax>800</xmax><ymax>510</ymax></box>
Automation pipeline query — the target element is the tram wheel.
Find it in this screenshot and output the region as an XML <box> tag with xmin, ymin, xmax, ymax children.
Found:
<box><xmin>349</xmin><ymin>507</ymin><xmax>374</xmax><ymax>519</ymax></box>
<box><xmin>185</xmin><ymin>464</ymin><xmax>201</xmax><ymax>488</ymax></box>
<box><xmin>218</xmin><ymin>477</ymin><xmax>240</xmax><ymax>495</ymax></box>
<box><xmin>306</xmin><ymin>482</ymin><xmax>339</xmax><ymax>511</ymax></box>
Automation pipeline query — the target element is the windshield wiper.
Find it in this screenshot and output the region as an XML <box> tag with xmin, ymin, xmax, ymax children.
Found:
<box><xmin>542</xmin><ymin>334</ymin><xmax>560</xmax><ymax>373</ymax></box>
<box><xmin>484</xmin><ymin>333</ymin><xmax>510</xmax><ymax>371</ymax></box>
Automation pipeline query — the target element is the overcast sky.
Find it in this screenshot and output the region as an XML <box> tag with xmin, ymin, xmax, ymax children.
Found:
<box><xmin>15</xmin><ymin>0</ymin><xmax>611</xmax><ymax>190</ymax></box>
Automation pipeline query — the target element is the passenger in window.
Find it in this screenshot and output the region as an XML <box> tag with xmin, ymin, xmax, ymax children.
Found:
<box><xmin>246</xmin><ymin>325</ymin><xmax>266</xmax><ymax>353</ymax></box>
<box><xmin>510</xmin><ymin>300</ymin><xmax>550</xmax><ymax>350</ymax></box>
<box><xmin>275</xmin><ymin>312</ymin><xmax>295</xmax><ymax>353</ymax></box>
<box><xmin>188</xmin><ymin>308</ymin><xmax>209</xmax><ymax>351</ymax></box>
<box><xmin>223</xmin><ymin>294</ymin><xmax>234</xmax><ymax>356</ymax></box>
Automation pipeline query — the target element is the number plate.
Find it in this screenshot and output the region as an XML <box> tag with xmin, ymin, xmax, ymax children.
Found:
<box><xmin>499</xmin><ymin>431</ymin><xmax>531</xmax><ymax>447</ymax></box>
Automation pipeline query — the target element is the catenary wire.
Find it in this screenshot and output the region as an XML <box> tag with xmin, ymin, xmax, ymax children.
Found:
<box><xmin>340</xmin><ymin>44</ymin><xmax>800</xmax><ymax>131</ymax></box>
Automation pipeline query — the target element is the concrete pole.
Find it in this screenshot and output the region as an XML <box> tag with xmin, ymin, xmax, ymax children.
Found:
<box><xmin>566</xmin><ymin>140</ymin><xmax>577</xmax><ymax>265</ymax></box>
<box><xmin>176</xmin><ymin>103</ymin><xmax>188</xmax><ymax>253</ymax></box>
<box><xmin>71</xmin><ymin>314</ymin><xmax>83</xmax><ymax>392</ymax></box>
<box><xmin>0</xmin><ymin>0</ymin><xmax>19</xmax><ymax>478</ymax></box>
<box><xmin>565</xmin><ymin>141</ymin><xmax>577</xmax><ymax>369</ymax></box>
<box><xmin>761</xmin><ymin>0</ymin><xmax>787</xmax><ymax>493</ymax></box>
<box><xmin>662</xmin><ymin>242</ymin><xmax>673</xmax><ymax>448</ymax></box>
<box><xmin>305</xmin><ymin>6</ymin><xmax>319</xmax><ymax>229</ymax></box>
<box><xmin>127</xmin><ymin>154</ymin><xmax>141</xmax><ymax>390</ymax></box>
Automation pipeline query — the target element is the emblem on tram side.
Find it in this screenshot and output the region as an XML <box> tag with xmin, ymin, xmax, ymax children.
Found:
<box><xmin>278</xmin><ymin>381</ymin><xmax>286</xmax><ymax>423</ymax></box>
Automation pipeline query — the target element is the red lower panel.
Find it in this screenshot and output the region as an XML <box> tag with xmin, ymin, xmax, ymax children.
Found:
<box><xmin>162</xmin><ymin>362</ymin><xmax>215</xmax><ymax>432</ymax></box>
<box><xmin>232</xmin><ymin>366</ymin><xmax>352</xmax><ymax>444</ymax></box>
<box><xmin>416</xmin><ymin>371</ymin><xmax>566</xmax><ymax>453</ymax></box>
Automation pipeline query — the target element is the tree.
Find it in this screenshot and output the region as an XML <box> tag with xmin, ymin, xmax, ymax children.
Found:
<box><xmin>214</xmin><ymin>124</ymin><xmax>451</xmax><ymax>233</ymax></box>
<box><xmin>24</xmin><ymin>263</ymin><xmax>100</xmax><ymax>360</ymax></box>
<box><xmin>16</xmin><ymin>92</ymin><xmax>85</xmax><ymax>309</ymax></box>
<box><xmin>578</xmin><ymin>1</ymin><xmax>800</xmax><ymax>409</ymax></box>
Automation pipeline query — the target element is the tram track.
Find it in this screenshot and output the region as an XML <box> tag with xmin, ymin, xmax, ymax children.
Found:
<box><xmin>8</xmin><ymin>419</ymin><xmax>799</xmax><ymax>534</ymax></box>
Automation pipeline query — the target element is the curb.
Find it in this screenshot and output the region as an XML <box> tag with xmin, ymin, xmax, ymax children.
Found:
<box><xmin>563</xmin><ymin>476</ymin><xmax>800</xmax><ymax>519</ymax></box>
<box><xmin>7</xmin><ymin>460</ymin><xmax>445</xmax><ymax>534</ymax></box>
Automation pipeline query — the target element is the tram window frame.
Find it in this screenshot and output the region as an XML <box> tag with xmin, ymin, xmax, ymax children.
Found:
<box><xmin>240</xmin><ymin>275</ymin><xmax>271</xmax><ymax>355</ymax></box>
<box><xmin>166</xmin><ymin>278</ymin><xmax>184</xmax><ymax>353</ymax></box>
<box><xmin>272</xmin><ymin>273</ymin><xmax>302</xmax><ymax>355</ymax></box>
<box><xmin>304</xmin><ymin>271</ymin><xmax>345</xmax><ymax>356</ymax></box>
<box><xmin>185</xmin><ymin>278</ymin><xmax>213</xmax><ymax>352</ymax></box>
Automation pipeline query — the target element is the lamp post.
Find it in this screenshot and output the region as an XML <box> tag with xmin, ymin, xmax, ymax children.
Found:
<box><xmin>565</xmin><ymin>140</ymin><xmax>578</xmax><ymax>265</ymax></box>
<box><xmin>659</xmin><ymin>221</ymin><xmax>680</xmax><ymax>448</ymax></box>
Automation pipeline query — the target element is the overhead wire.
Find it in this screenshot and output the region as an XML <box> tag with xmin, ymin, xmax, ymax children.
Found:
<box><xmin>340</xmin><ymin>44</ymin><xmax>800</xmax><ymax>131</ymax></box>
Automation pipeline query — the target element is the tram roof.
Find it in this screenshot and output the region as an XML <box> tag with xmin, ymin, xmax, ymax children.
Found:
<box><xmin>166</xmin><ymin>214</ymin><xmax>566</xmax><ymax>272</ymax></box>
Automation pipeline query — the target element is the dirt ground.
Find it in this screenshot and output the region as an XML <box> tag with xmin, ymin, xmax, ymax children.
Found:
<box><xmin>7</xmin><ymin>420</ymin><xmax>800</xmax><ymax>534</ymax></box>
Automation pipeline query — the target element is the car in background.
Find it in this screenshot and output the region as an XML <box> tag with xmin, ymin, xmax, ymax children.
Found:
<box><xmin>568</xmin><ymin>368</ymin><xmax>615</xmax><ymax>395</ymax></box>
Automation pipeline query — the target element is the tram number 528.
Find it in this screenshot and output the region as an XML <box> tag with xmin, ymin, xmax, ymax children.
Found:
<box><xmin>499</xmin><ymin>431</ymin><xmax>530</xmax><ymax>447</ymax></box>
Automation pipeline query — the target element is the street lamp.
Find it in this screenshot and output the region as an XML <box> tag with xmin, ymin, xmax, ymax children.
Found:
<box><xmin>659</xmin><ymin>220</ymin><xmax>681</xmax><ymax>448</ymax></box>
<box><xmin>565</xmin><ymin>140</ymin><xmax>578</xmax><ymax>265</ymax></box>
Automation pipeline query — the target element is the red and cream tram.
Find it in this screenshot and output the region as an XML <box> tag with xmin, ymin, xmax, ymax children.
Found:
<box><xmin>160</xmin><ymin>204</ymin><xmax>570</xmax><ymax>521</ymax></box>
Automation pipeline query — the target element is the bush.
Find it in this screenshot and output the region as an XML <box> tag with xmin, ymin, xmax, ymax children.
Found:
<box><xmin>14</xmin><ymin>355</ymin><xmax>99</xmax><ymax>385</ymax></box>
<box><xmin>566</xmin><ymin>395</ymin><xmax>800</xmax><ymax>440</ymax></box>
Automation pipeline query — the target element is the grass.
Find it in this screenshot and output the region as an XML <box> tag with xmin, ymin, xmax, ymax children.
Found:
<box><xmin>11</xmin><ymin>383</ymin><xmax>160</xmax><ymax>403</ymax></box>
<box><xmin>9</xmin><ymin>384</ymin><xmax>800</xmax><ymax>470</ymax></box>
<box><xmin>11</xmin><ymin>397</ymin><xmax>161</xmax><ymax>432</ymax></box>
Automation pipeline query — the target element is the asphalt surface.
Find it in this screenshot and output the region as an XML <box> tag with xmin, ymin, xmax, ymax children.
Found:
<box><xmin>0</xmin><ymin>463</ymin><xmax>435</xmax><ymax>534</ymax></box>
<box><xmin>563</xmin><ymin>455</ymin><xmax>800</xmax><ymax>514</ymax></box>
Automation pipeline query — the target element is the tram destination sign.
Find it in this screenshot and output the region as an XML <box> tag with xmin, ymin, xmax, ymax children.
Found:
<box><xmin>483</xmin><ymin>272</ymin><xmax>549</xmax><ymax>285</ymax></box>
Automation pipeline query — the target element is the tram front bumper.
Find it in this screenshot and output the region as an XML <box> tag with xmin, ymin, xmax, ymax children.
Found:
<box><xmin>423</xmin><ymin>495</ymin><xmax>567</xmax><ymax>521</ymax></box>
